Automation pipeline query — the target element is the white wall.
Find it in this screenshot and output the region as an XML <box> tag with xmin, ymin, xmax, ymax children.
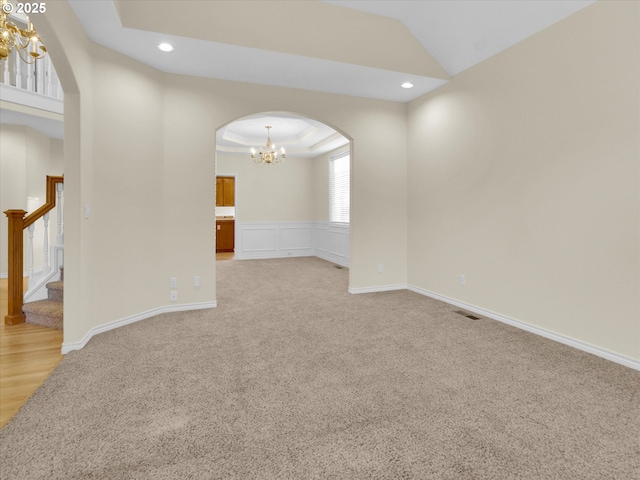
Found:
<box><xmin>407</xmin><ymin>1</ymin><xmax>639</xmax><ymax>361</ymax></box>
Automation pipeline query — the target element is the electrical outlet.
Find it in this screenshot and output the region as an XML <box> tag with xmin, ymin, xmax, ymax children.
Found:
<box><xmin>194</xmin><ymin>276</ymin><xmax>200</xmax><ymax>287</ymax></box>
<box><xmin>378</xmin><ymin>264</ymin><xmax>384</xmax><ymax>273</ymax></box>
<box><xmin>170</xmin><ymin>291</ymin><xmax>178</xmax><ymax>302</ymax></box>
<box><xmin>459</xmin><ymin>274</ymin><xmax>466</xmax><ymax>286</ymax></box>
<box><xmin>170</xmin><ymin>277</ymin><xmax>178</xmax><ymax>288</ymax></box>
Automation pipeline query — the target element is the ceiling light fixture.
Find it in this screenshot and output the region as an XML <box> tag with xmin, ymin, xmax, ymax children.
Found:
<box><xmin>157</xmin><ymin>42</ymin><xmax>174</xmax><ymax>52</ymax></box>
<box><xmin>0</xmin><ymin>0</ymin><xmax>47</xmax><ymax>63</ymax></box>
<box><xmin>401</xmin><ymin>82</ymin><xmax>414</xmax><ymax>89</ymax></box>
<box><xmin>251</xmin><ymin>126</ymin><xmax>285</xmax><ymax>165</ymax></box>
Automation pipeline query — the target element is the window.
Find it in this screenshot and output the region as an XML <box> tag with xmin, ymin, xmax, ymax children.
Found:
<box><xmin>329</xmin><ymin>152</ymin><xmax>350</xmax><ymax>224</ymax></box>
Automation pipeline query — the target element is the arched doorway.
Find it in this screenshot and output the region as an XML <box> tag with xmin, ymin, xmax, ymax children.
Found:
<box><xmin>214</xmin><ymin>111</ymin><xmax>352</xmax><ymax>274</ymax></box>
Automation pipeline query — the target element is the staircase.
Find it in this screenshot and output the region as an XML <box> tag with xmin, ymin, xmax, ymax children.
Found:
<box><xmin>22</xmin><ymin>268</ymin><xmax>63</xmax><ymax>330</ymax></box>
<box><xmin>4</xmin><ymin>175</ymin><xmax>64</xmax><ymax>326</ymax></box>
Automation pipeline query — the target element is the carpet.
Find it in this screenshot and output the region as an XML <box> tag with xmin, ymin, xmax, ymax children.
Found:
<box><xmin>1</xmin><ymin>257</ymin><xmax>638</xmax><ymax>479</ymax></box>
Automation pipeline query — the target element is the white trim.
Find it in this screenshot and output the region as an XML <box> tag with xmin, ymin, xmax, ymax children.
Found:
<box><xmin>234</xmin><ymin>221</ymin><xmax>351</xmax><ymax>264</ymax></box>
<box><xmin>407</xmin><ymin>284</ymin><xmax>640</xmax><ymax>371</ymax></box>
<box><xmin>61</xmin><ymin>301</ymin><xmax>217</xmax><ymax>354</ymax></box>
<box><xmin>329</xmin><ymin>149</ymin><xmax>350</xmax><ymax>161</ymax></box>
<box><xmin>314</xmin><ymin>221</ymin><xmax>349</xmax><ymax>266</ymax></box>
<box><xmin>24</xmin><ymin>245</ymin><xmax>64</xmax><ymax>302</ymax></box>
<box><xmin>315</xmin><ymin>250</ymin><xmax>349</xmax><ymax>267</ymax></box>
<box><xmin>0</xmin><ymin>84</ymin><xmax>64</xmax><ymax>114</ymax></box>
<box><xmin>348</xmin><ymin>284</ymin><xmax>407</xmax><ymax>294</ymax></box>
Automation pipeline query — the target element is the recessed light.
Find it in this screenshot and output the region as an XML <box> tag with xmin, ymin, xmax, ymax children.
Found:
<box><xmin>158</xmin><ymin>43</ymin><xmax>174</xmax><ymax>52</ymax></box>
<box><xmin>401</xmin><ymin>82</ymin><xmax>414</xmax><ymax>89</ymax></box>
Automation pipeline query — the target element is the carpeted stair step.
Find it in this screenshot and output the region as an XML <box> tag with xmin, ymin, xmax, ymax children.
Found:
<box><xmin>47</xmin><ymin>281</ymin><xmax>64</xmax><ymax>301</ymax></box>
<box><xmin>23</xmin><ymin>299</ymin><xmax>63</xmax><ymax>330</ymax></box>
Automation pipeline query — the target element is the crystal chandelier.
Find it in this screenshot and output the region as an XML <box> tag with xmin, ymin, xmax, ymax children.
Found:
<box><xmin>251</xmin><ymin>126</ymin><xmax>286</xmax><ymax>165</ymax></box>
<box><xmin>0</xmin><ymin>0</ymin><xmax>47</xmax><ymax>64</ymax></box>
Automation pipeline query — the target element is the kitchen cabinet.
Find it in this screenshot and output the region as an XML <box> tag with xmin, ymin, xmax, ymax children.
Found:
<box><xmin>216</xmin><ymin>177</ymin><xmax>235</xmax><ymax>206</ymax></box>
<box><xmin>216</xmin><ymin>219</ymin><xmax>234</xmax><ymax>252</ymax></box>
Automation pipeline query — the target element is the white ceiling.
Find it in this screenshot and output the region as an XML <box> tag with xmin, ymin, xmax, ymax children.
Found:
<box><xmin>68</xmin><ymin>0</ymin><xmax>595</xmax><ymax>102</ymax></box>
<box><xmin>217</xmin><ymin>113</ymin><xmax>348</xmax><ymax>159</ymax></box>
<box><xmin>3</xmin><ymin>0</ymin><xmax>597</xmax><ymax>155</ymax></box>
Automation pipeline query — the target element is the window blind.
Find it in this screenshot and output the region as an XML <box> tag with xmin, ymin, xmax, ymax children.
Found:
<box><xmin>330</xmin><ymin>153</ymin><xmax>350</xmax><ymax>224</ymax></box>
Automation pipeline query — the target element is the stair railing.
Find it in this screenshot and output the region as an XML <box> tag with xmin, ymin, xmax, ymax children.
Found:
<box><xmin>4</xmin><ymin>175</ymin><xmax>64</xmax><ymax>325</ymax></box>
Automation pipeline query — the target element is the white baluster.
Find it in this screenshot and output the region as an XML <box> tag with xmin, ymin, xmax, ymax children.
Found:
<box><xmin>2</xmin><ymin>58</ymin><xmax>8</xmax><ymax>85</ymax></box>
<box><xmin>56</xmin><ymin>183</ymin><xmax>64</xmax><ymax>245</ymax></box>
<box><xmin>45</xmin><ymin>56</ymin><xmax>52</xmax><ymax>97</ymax></box>
<box><xmin>15</xmin><ymin>54</ymin><xmax>21</xmax><ymax>89</ymax></box>
<box><xmin>27</xmin><ymin>224</ymin><xmax>35</xmax><ymax>277</ymax></box>
<box><xmin>36</xmin><ymin>58</ymin><xmax>43</xmax><ymax>94</ymax></box>
<box><xmin>27</xmin><ymin>62</ymin><xmax>34</xmax><ymax>92</ymax></box>
<box><xmin>43</xmin><ymin>213</ymin><xmax>50</xmax><ymax>273</ymax></box>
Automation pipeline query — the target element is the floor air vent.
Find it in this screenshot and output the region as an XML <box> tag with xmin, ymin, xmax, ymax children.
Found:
<box><xmin>454</xmin><ymin>310</ymin><xmax>481</xmax><ymax>320</ymax></box>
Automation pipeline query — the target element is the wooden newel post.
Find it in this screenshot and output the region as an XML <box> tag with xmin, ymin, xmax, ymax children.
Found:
<box><xmin>5</xmin><ymin>210</ymin><xmax>27</xmax><ymax>325</ymax></box>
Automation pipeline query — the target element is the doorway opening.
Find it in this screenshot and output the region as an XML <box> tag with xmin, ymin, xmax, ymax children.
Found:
<box><xmin>214</xmin><ymin>111</ymin><xmax>352</xmax><ymax>268</ymax></box>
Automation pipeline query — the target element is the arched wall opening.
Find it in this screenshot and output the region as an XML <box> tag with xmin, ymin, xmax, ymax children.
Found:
<box><xmin>214</xmin><ymin>111</ymin><xmax>353</xmax><ymax>289</ymax></box>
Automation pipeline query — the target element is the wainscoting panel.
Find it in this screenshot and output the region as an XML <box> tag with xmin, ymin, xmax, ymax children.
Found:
<box><xmin>235</xmin><ymin>222</ymin><xmax>315</xmax><ymax>260</ymax></box>
<box><xmin>234</xmin><ymin>221</ymin><xmax>349</xmax><ymax>266</ymax></box>
<box><xmin>280</xmin><ymin>225</ymin><xmax>313</xmax><ymax>252</ymax></box>
<box><xmin>239</xmin><ymin>225</ymin><xmax>277</xmax><ymax>254</ymax></box>
<box><xmin>314</xmin><ymin>222</ymin><xmax>350</xmax><ymax>267</ymax></box>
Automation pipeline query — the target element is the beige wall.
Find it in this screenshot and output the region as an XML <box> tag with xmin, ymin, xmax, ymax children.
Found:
<box><xmin>407</xmin><ymin>1</ymin><xmax>639</xmax><ymax>360</ymax></box>
<box><xmin>0</xmin><ymin>125</ymin><xmax>63</xmax><ymax>275</ymax></box>
<box><xmin>39</xmin><ymin>1</ymin><xmax>408</xmax><ymax>347</ymax></box>
<box><xmin>216</xmin><ymin>152</ymin><xmax>315</xmax><ymax>222</ymax></box>
<box><xmin>38</xmin><ymin>0</ymin><xmax>637</xmax><ymax>364</ymax></box>
<box><xmin>162</xmin><ymin>75</ymin><xmax>407</xmax><ymax>291</ymax></box>
<box><xmin>217</xmin><ymin>143</ymin><xmax>348</xmax><ymax>223</ymax></box>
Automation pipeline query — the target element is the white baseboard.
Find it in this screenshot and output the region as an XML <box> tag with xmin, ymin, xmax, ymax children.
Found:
<box><xmin>348</xmin><ymin>284</ymin><xmax>407</xmax><ymax>294</ymax></box>
<box><xmin>314</xmin><ymin>250</ymin><xmax>349</xmax><ymax>267</ymax></box>
<box><xmin>234</xmin><ymin>251</ymin><xmax>313</xmax><ymax>261</ymax></box>
<box><xmin>407</xmin><ymin>284</ymin><xmax>640</xmax><ymax>371</ymax></box>
<box><xmin>61</xmin><ymin>301</ymin><xmax>217</xmax><ymax>354</ymax></box>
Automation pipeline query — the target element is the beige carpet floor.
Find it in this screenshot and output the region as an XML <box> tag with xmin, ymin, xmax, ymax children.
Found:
<box><xmin>1</xmin><ymin>257</ymin><xmax>638</xmax><ymax>479</ymax></box>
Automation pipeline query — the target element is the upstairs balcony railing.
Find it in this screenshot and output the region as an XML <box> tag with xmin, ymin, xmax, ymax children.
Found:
<box><xmin>1</xmin><ymin>44</ymin><xmax>63</xmax><ymax>102</ymax></box>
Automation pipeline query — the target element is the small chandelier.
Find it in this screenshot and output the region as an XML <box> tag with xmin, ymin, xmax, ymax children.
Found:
<box><xmin>251</xmin><ymin>126</ymin><xmax>286</xmax><ymax>165</ymax></box>
<box><xmin>0</xmin><ymin>0</ymin><xmax>47</xmax><ymax>64</ymax></box>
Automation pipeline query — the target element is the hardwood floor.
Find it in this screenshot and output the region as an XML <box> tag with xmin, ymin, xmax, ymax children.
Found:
<box><xmin>216</xmin><ymin>252</ymin><xmax>234</xmax><ymax>261</ymax></box>
<box><xmin>0</xmin><ymin>278</ymin><xmax>63</xmax><ymax>428</ymax></box>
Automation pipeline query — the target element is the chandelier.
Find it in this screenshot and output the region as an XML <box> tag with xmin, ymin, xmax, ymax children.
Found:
<box><xmin>251</xmin><ymin>126</ymin><xmax>286</xmax><ymax>165</ymax></box>
<box><xmin>0</xmin><ymin>0</ymin><xmax>47</xmax><ymax>64</ymax></box>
